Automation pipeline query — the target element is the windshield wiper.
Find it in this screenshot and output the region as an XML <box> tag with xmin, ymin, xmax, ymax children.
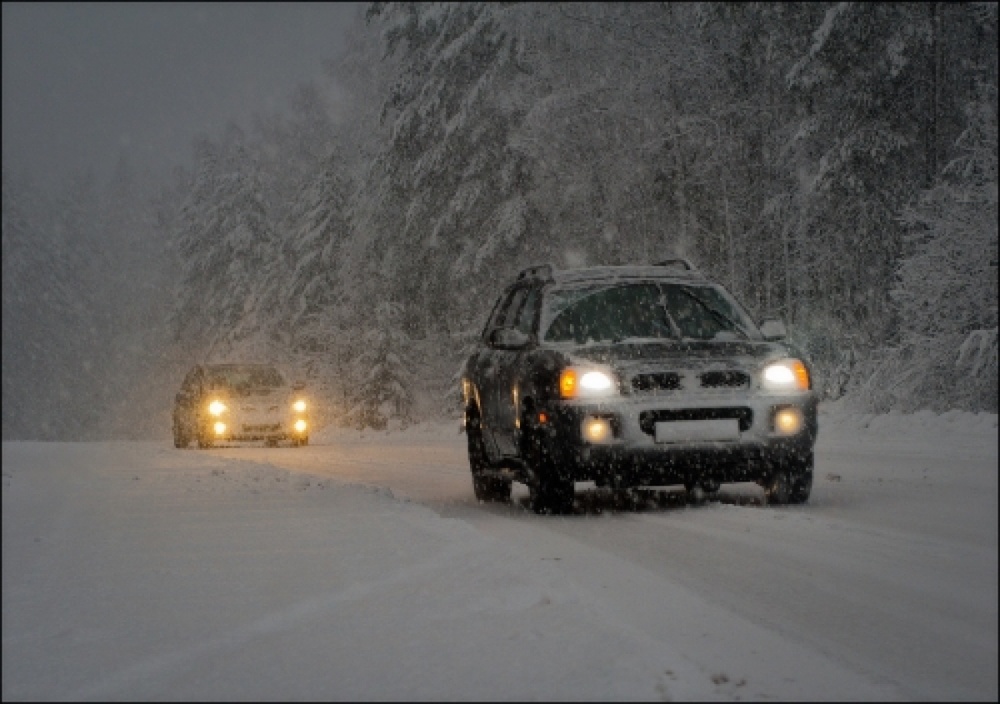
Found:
<box><xmin>611</xmin><ymin>334</ymin><xmax>674</xmax><ymax>345</ymax></box>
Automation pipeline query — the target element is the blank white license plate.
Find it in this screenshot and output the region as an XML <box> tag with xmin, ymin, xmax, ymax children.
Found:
<box><xmin>654</xmin><ymin>419</ymin><xmax>740</xmax><ymax>443</ymax></box>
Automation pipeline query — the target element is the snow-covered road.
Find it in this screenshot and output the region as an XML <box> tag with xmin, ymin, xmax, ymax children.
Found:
<box><xmin>3</xmin><ymin>407</ymin><xmax>997</xmax><ymax>701</ymax></box>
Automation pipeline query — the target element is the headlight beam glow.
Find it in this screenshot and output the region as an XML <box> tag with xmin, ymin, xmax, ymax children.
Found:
<box><xmin>208</xmin><ymin>400</ymin><xmax>227</xmax><ymax>416</ymax></box>
<box><xmin>762</xmin><ymin>360</ymin><xmax>810</xmax><ymax>391</ymax></box>
<box><xmin>560</xmin><ymin>367</ymin><xmax>616</xmax><ymax>399</ymax></box>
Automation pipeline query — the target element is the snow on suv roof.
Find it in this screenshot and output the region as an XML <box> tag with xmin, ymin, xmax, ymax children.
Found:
<box><xmin>543</xmin><ymin>260</ymin><xmax>709</xmax><ymax>287</ymax></box>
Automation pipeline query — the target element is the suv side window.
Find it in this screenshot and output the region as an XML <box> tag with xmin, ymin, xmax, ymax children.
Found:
<box><xmin>181</xmin><ymin>367</ymin><xmax>199</xmax><ymax>394</ymax></box>
<box><xmin>481</xmin><ymin>288</ymin><xmax>513</xmax><ymax>341</ymax></box>
<box><xmin>500</xmin><ymin>288</ymin><xmax>529</xmax><ymax>327</ymax></box>
<box><xmin>514</xmin><ymin>286</ymin><xmax>540</xmax><ymax>335</ymax></box>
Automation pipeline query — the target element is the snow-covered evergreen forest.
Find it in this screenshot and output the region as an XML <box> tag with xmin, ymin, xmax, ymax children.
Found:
<box><xmin>3</xmin><ymin>2</ymin><xmax>997</xmax><ymax>440</ymax></box>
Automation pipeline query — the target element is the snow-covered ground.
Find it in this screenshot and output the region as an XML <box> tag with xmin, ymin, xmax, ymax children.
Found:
<box><xmin>3</xmin><ymin>404</ymin><xmax>997</xmax><ymax>701</ymax></box>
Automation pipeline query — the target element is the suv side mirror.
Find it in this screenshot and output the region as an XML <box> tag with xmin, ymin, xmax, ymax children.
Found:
<box><xmin>759</xmin><ymin>318</ymin><xmax>787</xmax><ymax>341</ymax></box>
<box><xmin>490</xmin><ymin>327</ymin><xmax>531</xmax><ymax>350</ymax></box>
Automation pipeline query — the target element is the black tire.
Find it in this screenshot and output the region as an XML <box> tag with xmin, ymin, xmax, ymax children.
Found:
<box><xmin>467</xmin><ymin>413</ymin><xmax>511</xmax><ymax>503</ymax></box>
<box><xmin>473</xmin><ymin>473</ymin><xmax>512</xmax><ymax>503</ymax></box>
<box><xmin>173</xmin><ymin>421</ymin><xmax>189</xmax><ymax>449</ymax></box>
<box><xmin>763</xmin><ymin>453</ymin><xmax>813</xmax><ymax>505</ymax></box>
<box><xmin>529</xmin><ymin>472</ymin><xmax>574</xmax><ymax>514</ymax></box>
<box><xmin>522</xmin><ymin>425</ymin><xmax>574</xmax><ymax>515</ymax></box>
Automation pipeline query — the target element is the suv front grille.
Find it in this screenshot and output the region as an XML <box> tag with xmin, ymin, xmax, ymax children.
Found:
<box><xmin>699</xmin><ymin>371</ymin><xmax>750</xmax><ymax>388</ymax></box>
<box><xmin>243</xmin><ymin>423</ymin><xmax>281</xmax><ymax>433</ymax></box>
<box><xmin>632</xmin><ymin>372</ymin><xmax>683</xmax><ymax>392</ymax></box>
<box><xmin>639</xmin><ymin>407</ymin><xmax>753</xmax><ymax>435</ymax></box>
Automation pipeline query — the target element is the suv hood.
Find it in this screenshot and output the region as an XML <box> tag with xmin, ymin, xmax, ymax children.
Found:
<box><xmin>561</xmin><ymin>339</ymin><xmax>794</xmax><ymax>376</ymax></box>
<box><xmin>565</xmin><ymin>339</ymin><xmax>786</xmax><ymax>362</ymax></box>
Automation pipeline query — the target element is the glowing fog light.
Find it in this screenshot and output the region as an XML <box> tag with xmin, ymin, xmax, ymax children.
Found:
<box><xmin>293</xmin><ymin>419</ymin><xmax>308</xmax><ymax>434</ymax></box>
<box><xmin>292</xmin><ymin>399</ymin><xmax>307</xmax><ymax>413</ymax></box>
<box><xmin>208</xmin><ymin>400</ymin><xmax>227</xmax><ymax>416</ymax></box>
<box><xmin>773</xmin><ymin>407</ymin><xmax>804</xmax><ymax>435</ymax></box>
<box><xmin>213</xmin><ymin>421</ymin><xmax>227</xmax><ymax>436</ymax></box>
<box><xmin>583</xmin><ymin>416</ymin><xmax>614</xmax><ymax>444</ymax></box>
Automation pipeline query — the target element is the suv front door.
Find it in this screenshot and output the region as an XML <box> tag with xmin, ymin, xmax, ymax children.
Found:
<box><xmin>492</xmin><ymin>284</ymin><xmax>540</xmax><ymax>457</ymax></box>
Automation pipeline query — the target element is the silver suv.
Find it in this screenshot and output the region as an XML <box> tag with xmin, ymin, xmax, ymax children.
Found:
<box><xmin>460</xmin><ymin>260</ymin><xmax>818</xmax><ymax>513</ymax></box>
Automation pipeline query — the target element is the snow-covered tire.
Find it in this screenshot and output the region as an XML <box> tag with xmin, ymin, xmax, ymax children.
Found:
<box><xmin>173</xmin><ymin>423</ymin><xmax>189</xmax><ymax>449</ymax></box>
<box><xmin>529</xmin><ymin>473</ymin><xmax>574</xmax><ymax>514</ymax></box>
<box><xmin>467</xmin><ymin>413</ymin><xmax>511</xmax><ymax>503</ymax></box>
<box><xmin>174</xmin><ymin>428</ymin><xmax>191</xmax><ymax>449</ymax></box>
<box><xmin>520</xmin><ymin>423</ymin><xmax>574</xmax><ymax>515</ymax></box>
<box><xmin>763</xmin><ymin>453</ymin><xmax>813</xmax><ymax>505</ymax></box>
<box><xmin>473</xmin><ymin>473</ymin><xmax>512</xmax><ymax>503</ymax></box>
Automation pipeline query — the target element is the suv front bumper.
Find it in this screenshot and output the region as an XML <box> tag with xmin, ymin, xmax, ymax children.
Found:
<box><xmin>531</xmin><ymin>393</ymin><xmax>818</xmax><ymax>487</ymax></box>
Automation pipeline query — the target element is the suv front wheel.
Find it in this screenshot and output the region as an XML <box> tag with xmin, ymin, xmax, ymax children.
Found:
<box><xmin>761</xmin><ymin>452</ymin><xmax>813</xmax><ymax>505</ymax></box>
<box><xmin>522</xmin><ymin>426</ymin><xmax>574</xmax><ymax>514</ymax></box>
<box><xmin>466</xmin><ymin>413</ymin><xmax>512</xmax><ymax>503</ymax></box>
<box><xmin>173</xmin><ymin>419</ymin><xmax>189</xmax><ymax>448</ymax></box>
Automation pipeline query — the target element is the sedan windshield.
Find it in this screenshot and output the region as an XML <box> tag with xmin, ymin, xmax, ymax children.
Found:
<box><xmin>540</xmin><ymin>282</ymin><xmax>759</xmax><ymax>344</ymax></box>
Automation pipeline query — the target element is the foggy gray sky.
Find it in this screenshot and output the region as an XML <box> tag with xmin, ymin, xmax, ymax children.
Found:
<box><xmin>2</xmin><ymin>2</ymin><xmax>361</xmax><ymax>189</ymax></box>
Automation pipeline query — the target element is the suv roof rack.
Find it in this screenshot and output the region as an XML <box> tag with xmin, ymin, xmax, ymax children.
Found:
<box><xmin>517</xmin><ymin>264</ymin><xmax>554</xmax><ymax>281</ymax></box>
<box><xmin>655</xmin><ymin>258</ymin><xmax>698</xmax><ymax>272</ymax></box>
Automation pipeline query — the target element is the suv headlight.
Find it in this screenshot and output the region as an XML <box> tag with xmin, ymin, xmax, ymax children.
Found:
<box><xmin>559</xmin><ymin>367</ymin><xmax>618</xmax><ymax>399</ymax></box>
<box><xmin>761</xmin><ymin>359</ymin><xmax>810</xmax><ymax>392</ymax></box>
<box><xmin>292</xmin><ymin>399</ymin><xmax>307</xmax><ymax>413</ymax></box>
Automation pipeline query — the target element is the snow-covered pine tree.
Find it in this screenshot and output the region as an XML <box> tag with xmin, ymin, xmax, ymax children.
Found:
<box><xmin>281</xmin><ymin>146</ymin><xmax>355</xmax><ymax>421</ymax></box>
<box><xmin>172</xmin><ymin>125</ymin><xmax>285</xmax><ymax>362</ymax></box>
<box><xmin>884</xmin><ymin>77</ymin><xmax>998</xmax><ymax>412</ymax></box>
<box><xmin>349</xmin><ymin>300</ymin><xmax>414</xmax><ymax>430</ymax></box>
<box><xmin>343</xmin><ymin>2</ymin><xmax>545</xmax><ymax>411</ymax></box>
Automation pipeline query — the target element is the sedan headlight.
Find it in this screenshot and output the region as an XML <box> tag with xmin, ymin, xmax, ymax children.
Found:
<box><xmin>761</xmin><ymin>359</ymin><xmax>810</xmax><ymax>392</ymax></box>
<box><xmin>559</xmin><ymin>367</ymin><xmax>618</xmax><ymax>399</ymax></box>
<box><xmin>208</xmin><ymin>400</ymin><xmax>228</xmax><ymax>416</ymax></box>
<box><xmin>292</xmin><ymin>399</ymin><xmax>307</xmax><ymax>413</ymax></box>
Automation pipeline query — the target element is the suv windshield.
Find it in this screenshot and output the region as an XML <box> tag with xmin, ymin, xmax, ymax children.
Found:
<box><xmin>540</xmin><ymin>282</ymin><xmax>759</xmax><ymax>344</ymax></box>
<box><xmin>206</xmin><ymin>366</ymin><xmax>286</xmax><ymax>390</ymax></box>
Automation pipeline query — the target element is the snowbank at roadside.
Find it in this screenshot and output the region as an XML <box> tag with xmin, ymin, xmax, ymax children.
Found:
<box><xmin>313</xmin><ymin>402</ymin><xmax>998</xmax><ymax>447</ymax></box>
<box><xmin>819</xmin><ymin>398</ymin><xmax>998</xmax><ymax>437</ymax></box>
